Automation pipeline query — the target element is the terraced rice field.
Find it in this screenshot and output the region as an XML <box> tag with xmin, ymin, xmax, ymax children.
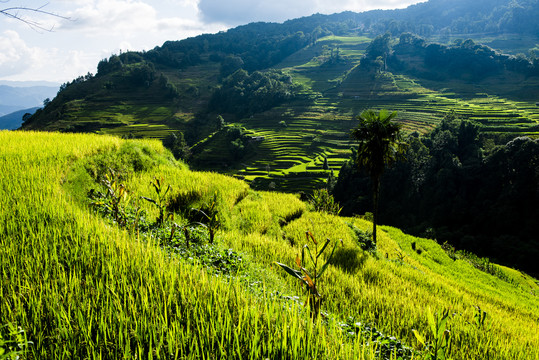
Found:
<box><xmin>46</xmin><ymin>36</ymin><xmax>538</xmax><ymax>195</ymax></box>
<box><xmin>230</xmin><ymin>45</ymin><xmax>539</xmax><ymax>193</ymax></box>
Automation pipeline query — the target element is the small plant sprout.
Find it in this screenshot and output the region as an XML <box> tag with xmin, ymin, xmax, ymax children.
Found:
<box><xmin>276</xmin><ymin>231</ymin><xmax>342</xmax><ymax>319</ymax></box>
<box><xmin>189</xmin><ymin>192</ymin><xmax>221</xmax><ymax>244</ymax></box>
<box><xmin>412</xmin><ymin>308</ymin><xmax>452</xmax><ymax>360</ymax></box>
<box><xmin>89</xmin><ymin>168</ymin><xmax>132</xmax><ymax>227</ymax></box>
<box><xmin>395</xmin><ymin>248</ymin><xmax>406</xmax><ymax>262</ymax></box>
<box><xmin>469</xmin><ymin>305</ymin><xmax>491</xmax><ymax>332</ymax></box>
<box><xmin>141</xmin><ymin>177</ymin><xmax>172</xmax><ymax>225</ymax></box>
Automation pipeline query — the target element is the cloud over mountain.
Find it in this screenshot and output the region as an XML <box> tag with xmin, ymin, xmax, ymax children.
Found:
<box><xmin>197</xmin><ymin>0</ymin><xmax>420</xmax><ymax>25</ymax></box>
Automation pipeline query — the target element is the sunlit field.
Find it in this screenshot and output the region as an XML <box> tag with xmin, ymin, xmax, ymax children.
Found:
<box><xmin>1</xmin><ymin>130</ymin><xmax>538</xmax><ymax>359</ymax></box>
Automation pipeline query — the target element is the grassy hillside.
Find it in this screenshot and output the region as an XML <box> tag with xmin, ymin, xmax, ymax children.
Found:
<box><xmin>1</xmin><ymin>130</ymin><xmax>538</xmax><ymax>359</ymax></box>
<box><xmin>22</xmin><ymin>32</ymin><xmax>539</xmax><ymax>194</ymax></box>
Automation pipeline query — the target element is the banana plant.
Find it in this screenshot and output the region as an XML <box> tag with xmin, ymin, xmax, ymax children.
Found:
<box><xmin>276</xmin><ymin>231</ymin><xmax>341</xmax><ymax>319</ymax></box>
<box><xmin>412</xmin><ymin>308</ymin><xmax>452</xmax><ymax>360</ymax></box>
<box><xmin>141</xmin><ymin>177</ymin><xmax>172</xmax><ymax>225</ymax></box>
<box><xmin>188</xmin><ymin>192</ymin><xmax>221</xmax><ymax>244</ymax></box>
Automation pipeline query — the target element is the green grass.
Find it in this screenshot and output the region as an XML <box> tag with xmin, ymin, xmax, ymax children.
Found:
<box><xmin>1</xmin><ymin>130</ymin><xmax>538</xmax><ymax>359</ymax></box>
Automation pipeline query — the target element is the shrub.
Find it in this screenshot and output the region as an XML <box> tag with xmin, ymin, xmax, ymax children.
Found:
<box><xmin>347</xmin><ymin>222</ymin><xmax>376</xmax><ymax>253</ymax></box>
<box><xmin>309</xmin><ymin>189</ymin><xmax>342</xmax><ymax>215</ymax></box>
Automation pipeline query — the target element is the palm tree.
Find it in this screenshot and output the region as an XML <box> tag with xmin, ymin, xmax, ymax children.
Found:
<box><xmin>351</xmin><ymin>109</ymin><xmax>405</xmax><ymax>244</ymax></box>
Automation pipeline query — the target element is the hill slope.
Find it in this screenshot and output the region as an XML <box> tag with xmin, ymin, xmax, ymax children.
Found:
<box><xmin>0</xmin><ymin>107</ymin><xmax>38</xmax><ymax>130</ymax></box>
<box><xmin>1</xmin><ymin>130</ymin><xmax>538</xmax><ymax>359</ymax></box>
<box><xmin>22</xmin><ymin>0</ymin><xmax>539</xmax><ymax>194</ymax></box>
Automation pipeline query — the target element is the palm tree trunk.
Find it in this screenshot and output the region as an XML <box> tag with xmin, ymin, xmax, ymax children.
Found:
<box><xmin>372</xmin><ymin>176</ymin><xmax>380</xmax><ymax>244</ymax></box>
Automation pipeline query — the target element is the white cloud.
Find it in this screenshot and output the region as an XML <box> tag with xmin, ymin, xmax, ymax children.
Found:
<box><xmin>55</xmin><ymin>0</ymin><xmax>218</xmax><ymax>45</ymax></box>
<box><xmin>59</xmin><ymin>0</ymin><xmax>158</xmax><ymax>33</ymax></box>
<box><xmin>0</xmin><ymin>31</ymin><xmax>96</xmax><ymax>82</ymax></box>
<box><xmin>197</xmin><ymin>0</ymin><xmax>421</xmax><ymax>25</ymax></box>
<box><xmin>0</xmin><ymin>31</ymin><xmax>36</xmax><ymax>77</ymax></box>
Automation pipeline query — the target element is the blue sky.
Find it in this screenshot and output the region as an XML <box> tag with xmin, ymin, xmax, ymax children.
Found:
<box><xmin>0</xmin><ymin>0</ymin><xmax>423</xmax><ymax>83</ymax></box>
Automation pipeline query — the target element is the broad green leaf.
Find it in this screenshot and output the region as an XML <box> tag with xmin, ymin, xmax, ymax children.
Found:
<box><xmin>317</xmin><ymin>239</ymin><xmax>331</xmax><ymax>258</ymax></box>
<box><xmin>427</xmin><ymin>308</ymin><xmax>436</xmax><ymax>338</ymax></box>
<box><xmin>438</xmin><ymin>314</ymin><xmax>449</xmax><ymax>340</ymax></box>
<box><xmin>275</xmin><ymin>262</ymin><xmax>303</xmax><ymax>281</ymax></box>
<box><xmin>437</xmin><ymin>346</ymin><xmax>447</xmax><ymax>360</ymax></box>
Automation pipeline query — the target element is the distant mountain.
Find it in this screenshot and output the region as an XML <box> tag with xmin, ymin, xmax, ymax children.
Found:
<box><xmin>0</xmin><ymin>107</ymin><xmax>39</xmax><ymax>130</ymax></box>
<box><xmin>0</xmin><ymin>105</ymin><xmax>23</xmax><ymax>117</ymax></box>
<box><xmin>0</xmin><ymin>80</ymin><xmax>60</xmax><ymax>87</ymax></box>
<box><xmin>0</xmin><ymin>84</ymin><xmax>58</xmax><ymax>116</ymax></box>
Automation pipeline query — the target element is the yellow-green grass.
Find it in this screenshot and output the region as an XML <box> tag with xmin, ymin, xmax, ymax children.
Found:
<box><xmin>1</xmin><ymin>130</ymin><xmax>538</xmax><ymax>359</ymax></box>
<box><xmin>0</xmin><ymin>130</ymin><xmax>377</xmax><ymax>359</ymax></box>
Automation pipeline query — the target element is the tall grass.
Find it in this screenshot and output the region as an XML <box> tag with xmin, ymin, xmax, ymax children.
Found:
<box><xmin>1</xmin><ymin>130</ymin><xmax>538</xmax><ymax>359</ymax></box>
<box><xmin>0</xmin><ymin>131</ymin><xmax>375</xmax><ymax>359</ymax></box>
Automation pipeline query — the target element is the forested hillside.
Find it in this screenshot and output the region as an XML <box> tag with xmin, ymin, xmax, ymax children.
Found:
<box><xmin>23</xmin><ymin>0</ymin><xmax>539</xmax><ymax>133</ymax></box>
<box><xmin>334</xmin><ymin>114</ymin><xmax>539</xmax><ymax>275</ymax></box>
<box><xmin>19</xmin><ymin>0</ymin><xmax>539</xmax><ymax>276</ymax></box>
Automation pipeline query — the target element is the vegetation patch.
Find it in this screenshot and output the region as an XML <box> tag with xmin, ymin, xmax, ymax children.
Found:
<box><xmin>1</xmin><ymin>131</ymin><xmax>538</xmax><ymax>359</ymax></box>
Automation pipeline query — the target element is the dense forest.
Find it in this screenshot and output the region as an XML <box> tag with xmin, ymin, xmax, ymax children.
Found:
<box><xmin>389</xmin><ymin>33</ymin><xmax>539</xmax><ymax>81</ymax></box>
<box><xmin>334</xmin><ymin>114</ymin><xmax>539</xmax><ymax>275</ymax></box>
<box><xmin>209</xmin><ymin>69</ymin><xmax>303</xmax><ymax>116</ymax></box>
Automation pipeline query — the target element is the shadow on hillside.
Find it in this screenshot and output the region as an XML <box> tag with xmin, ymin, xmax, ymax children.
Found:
<box><xmin>330</xmin><ymin>247</ymin><xmax>368</xmax><ymax>274</ymax></box>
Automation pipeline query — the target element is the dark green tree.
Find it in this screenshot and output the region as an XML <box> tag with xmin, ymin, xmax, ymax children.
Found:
<box><xmin>163</xmin><ymin>131</ymin><xmax>190</xmax><ymax>161</ymax></box>
<box><xmin>22</xmin><ymin>112</ymin><xmax>32</xmax><ymax>124</ymax></box>
<box><xmin>323</xmin><ymin>156</ymin><xmax>329</xmax><ymax>170</ymax></box>
<box><xmin>351</xmin><ymin>109</ymin><xmax>405</xmax><ymax>244</ymax></box>
<box><xmin>363</xmin><ymin>33</ymin><xmax>391</xmax><ymax>71</ymax></box>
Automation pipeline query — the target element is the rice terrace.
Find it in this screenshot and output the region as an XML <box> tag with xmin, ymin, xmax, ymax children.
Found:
<box><xmin>1</xmin><ymin>0</ymin><xmax>539</xmax><ymax>359</ymax></box>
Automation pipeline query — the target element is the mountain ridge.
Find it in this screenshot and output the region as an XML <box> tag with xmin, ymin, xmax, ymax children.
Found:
<box><xmin>0</xmin><ymin>107</ymin><xmax>39</xmax><ymax>130</ymax></box>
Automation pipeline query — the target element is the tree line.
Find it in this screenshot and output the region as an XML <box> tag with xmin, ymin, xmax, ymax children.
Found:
<box><xmin>361</xmin><ymin>32</ymin><xmax>539</xmax><ymax>81</ymax></box>
<box><xmin>334</xmin><ymin>112</ymin><xmax>539</xmax><ymax>275</ymax></box>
